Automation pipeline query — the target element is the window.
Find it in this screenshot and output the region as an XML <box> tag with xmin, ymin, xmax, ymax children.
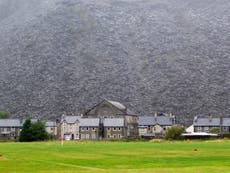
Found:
<box><xmin>118</xmin><ymin>134</ymin><xmax>121</xmax><ymax>138</ymax></box>
<box><xmin>197</xmin><ymin>126</ymin><xmax>202</xmax><ymax>132</ymax></box>
<box><xmin>113</xmin><ymin>134</ymin><xmax>116</xmax><ymax>138</ymax></box>
<box><xmin>204</xmin><ymin>127</ymin><xmax>209</xmax><ymax>132</ymax></box>
<box><xmin>107</xmin><ymin>135</ymin><xmax>110</xmax><ymax>138</ymax></box>
<box><xmin>148</xmin><ymin>126</ymin><xmax>151</xmax><ymax>131</ymax></box>
<box><xmin>108</xmin><ymin>128</ymin><xmax>110</xmax><ymax>131</ymax></box>
<box><xmin>118</xmin><ymin>127</ymin><xmax>121</xmax><ymax>131</ymax></box>
<box><xmin>86</xmin><ymin>134</ymin><xmax>90</xmax><ymax>139</ymax></box>
<box><xmin>86</xmin><ymin>127</ymin><xmax>89</xmax><ymax>131</ymax></box>
<box><xmin>92</xmin><ymin>127</ymin><xmax>95</xmax><ymax>131</ymax></box>
<box><xmin>50</xmin><ymin>127</ymin><xmax>54</xmax><ymax>131</ymax></box>
<box><xmin>223</xmin><ymin>127</ymin><xmax>228</xmax><ymax>132</ymax></box>
<box><xmin>113</xmin><ymin>127</ymin><xmax>116</xmax><ymax>131</ymax></box>
<box><xmin>11</xmin><ymin>127</ymin><xmax>15</xmax><ymax>131</ymax></box>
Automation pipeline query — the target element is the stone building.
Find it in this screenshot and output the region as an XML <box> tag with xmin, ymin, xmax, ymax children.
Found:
<box><xmin>60</xmin><ymin>116</ymin><xmax>81</xmax><ymax>140</ymax></box>
<box><xmin>138</xmin><ymin>113</ymin><xmax>176</xmax><ymax>138</ymax></box>
<box><xmin>0</xmin><ymin>119</ymin><xmax>21</xmax><ymax>141</ymax></box>
<box><xmin>222</xmin><ymin>118</ymin><xmax>230</xmax><ymax>133</ymax></box>
<box><xmin>0</xmin><ymin>118</ymin><xmax>57</xmax><ymax>141</ymax></box>
<box><xmin>103</xmin><ymin>118</ymin><xmax>125</xmax><ymax>139</ymax></box>
<box><xmin>60</xmin><ymin>115</ymin><xmax>100</xmax><ymax>140</ymax></box>
<box><xmin>83</xmin><ymin>99</ymin><xmax>139</xmax><ymax>139</ymax></box>
<box><xmin>60</xmin><ymin>99</ymin><xmax>139</xmax><ymax>140</ymax></box>
<box><xmin>46</xmin><ymin>121</ymin><xmax>58</xmax><ymax>138</ymax></box>
<box><xmin>79</xmin><ymin>118</ymin><xmax>100</xmax><ymax>140</ymax></box>
<box><xmin>193</xmin><ymin>116</ymin><xmax>230</xmax><ymax>133</ymax></box>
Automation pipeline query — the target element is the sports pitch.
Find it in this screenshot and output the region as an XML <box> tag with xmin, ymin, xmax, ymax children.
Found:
<box><xmin>0</xmin><ymin>140</ymin><xmax>229</xmax><ymax>173</ymax></box>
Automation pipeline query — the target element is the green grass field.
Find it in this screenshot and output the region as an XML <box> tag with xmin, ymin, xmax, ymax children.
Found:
<box><xmin>0</xmin><ymin>140</ymin><xmax>230</xmax><ymax>173</ymax></box>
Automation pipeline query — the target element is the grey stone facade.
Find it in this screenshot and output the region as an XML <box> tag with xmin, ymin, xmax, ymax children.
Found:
<box><xmin>138</xmin><ymin>113</ymin><xmax>176</xmax><ymax>138</ymax></box>
<box><xmin>193</xmin><ymin>116</ymin><xmax>230</xmax><ymax>133</ymax></box>
<box><xmin>104</xmin><ymin>118</ymin><xmax>125</xmax><ymax>139</ymax></box>
<box><xmin>84</xmin><ymin>99</ymin><xmax>139</xmax><ymax>139</ymax></box>
<box><xmin>0</xmin><ymin>119</ymin><xmax>21</xmax><ymax>141</ymax></box>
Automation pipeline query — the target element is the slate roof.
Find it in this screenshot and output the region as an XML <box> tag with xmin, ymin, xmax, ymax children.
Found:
<box><xmin>126</xmin><ymin>108</ymin><xmax>137</xmax><ymax>116</ymax></box>
<box><xmin>107</xmin><ymin>100</ymin><xmax>126</xmax><ymax>110</ymax></box>
<box><xmin>104</xmin><ymin>118</ymin><xmax>124</xmax><ymax>127</ymax></box>
<box><xmin>0</xmin><ymin>119</ymin><xmax>21</xmax><ymax>127</ymax></box>
<box><xmin>62</xmin><ymin>116</ymin><xmax>81</xmax><ymax>124</ymax></box>
<box><xmin>79</xmin><ymin>118</ymin><xmax>100</xmax><ymax>127</ymax></box>
<box><xmin>21</xmin><ymin>118</ymin><xmax>38</xmax><ymax>125</ymax></box>
<box><xmin>46</xmin><ymin>121</ymin><xmax>56</xmax><ymax>127</ymax></box>
<box><xmin>193</xmin><ymin>117</ymin><xmax>220</xmax><ymax>126</ymax></box>
<box><xmin>222</xmin><ymin>118</ymin><xmax>230</xmax><ymax>126</ymax></box>
<box><xmin>85</xmin><ymin>99</ymin><xmax>138</xmax><ymax>116</ymax></box>
<box><xmin>138</xmin><ymin>116</ymin><xmax>173</xmax><ymax>126</ymax></box>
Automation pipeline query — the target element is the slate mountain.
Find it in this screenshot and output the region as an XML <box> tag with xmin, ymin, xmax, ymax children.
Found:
<box><xmin>0</xmin><ymin>0</ymin><xmax>229</xmax><ymax>124</ymax></box>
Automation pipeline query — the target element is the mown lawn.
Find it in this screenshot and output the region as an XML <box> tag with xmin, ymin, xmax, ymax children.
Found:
<box><xmin>0</xmin><ymin>140</ymin><xmax>229</xmax><ymax>173</ymax></box>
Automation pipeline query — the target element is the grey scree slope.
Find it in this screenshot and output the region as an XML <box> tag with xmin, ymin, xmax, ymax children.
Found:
<box><xmin>0</xmin><ymin>0</ymin><xmax>229</xmax><ymax>125</ymax></box>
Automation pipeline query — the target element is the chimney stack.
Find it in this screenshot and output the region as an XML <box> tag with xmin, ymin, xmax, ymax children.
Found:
<box><xmin>208</xmin><ymin>114</ymin><xmax>212</xmax><ymax>122</ymax></box>
<box><xmin>194</xmin><ymin>116</ymin><xmax>198</xmax><ymax>123</ymax></box>
<box><xmin>154</xmin><ymin>112</ymin><xmax>157</xmax><ymax>121</ymax></box>
<box><xmin>169</xmin><ymin>112</ymin><xmax>172</xmax><ymax>117</ymax></box>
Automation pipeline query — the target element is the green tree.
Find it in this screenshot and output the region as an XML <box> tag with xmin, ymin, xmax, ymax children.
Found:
<box><xmin>0</xmin><ymin>111</ymin><xmax>10</xmax><ymax>119</ymax></box>
<box><xmin>19</xmin><ymin>119</ymin><xmax>49</xmax><ymax>142</ymax></box>
<box><xmin>209</xmin><ymin>127</ymin><xmax>220</xmax><ymax>134</ymax></box>
<box><xmin>19</xmin><ymin>119</ymin><xmax>33</xmax><ymax>142</ymax></box>
<box><xmin>165</xmin><ymin>126</ymin><xmax>184</xmax><ymax>140</ymax></box>
<box><xmin>31</xmin><ymin>121</ymin><xmax>49</xmax><ymax>141</ymax></box>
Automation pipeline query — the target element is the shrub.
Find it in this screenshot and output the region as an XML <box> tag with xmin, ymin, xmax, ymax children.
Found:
<box><xmin>209</xmin><ymin>127</ymin><xmax>220</xmax><ymax>134</ymax></box>
<box><xmin>165</xmin><ymin>126</ymin><xmax>184</xmax><ymax>140</ymax></box>
<box><xmin>19</xmin><ymin>119</ymin><xmax>49</xmax><ymax>142</ymax></box>
<box><xmin>0</xmin><ymin>111</ymin><xmax>10</xmax><ymax>119</ymax></box>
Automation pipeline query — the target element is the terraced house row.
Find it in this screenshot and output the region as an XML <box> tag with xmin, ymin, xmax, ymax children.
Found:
<box><xmin>1</xmin><ymin>99</ymin><xmax>230</xmax><ymax>141</ymax></box>
<box><xmin>61</xmin><ymin>99</ymin><xmax>138</xmax><ymax>140</ymax></box>
<box><xmin>0</xmin><ymin>119</ymin><xmax>57</xmax><ymax>141</ymax></box>
<box><xmin>191</xmin><ymin>116</ymin><xmax>230</xmax><ymax>133</ymax></box>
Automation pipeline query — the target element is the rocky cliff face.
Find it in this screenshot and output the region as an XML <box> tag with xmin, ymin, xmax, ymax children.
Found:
<box><xmin>0</xmin><ymin>0</ymin><xmax>229</xmax><ymax>123</ymax></box>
